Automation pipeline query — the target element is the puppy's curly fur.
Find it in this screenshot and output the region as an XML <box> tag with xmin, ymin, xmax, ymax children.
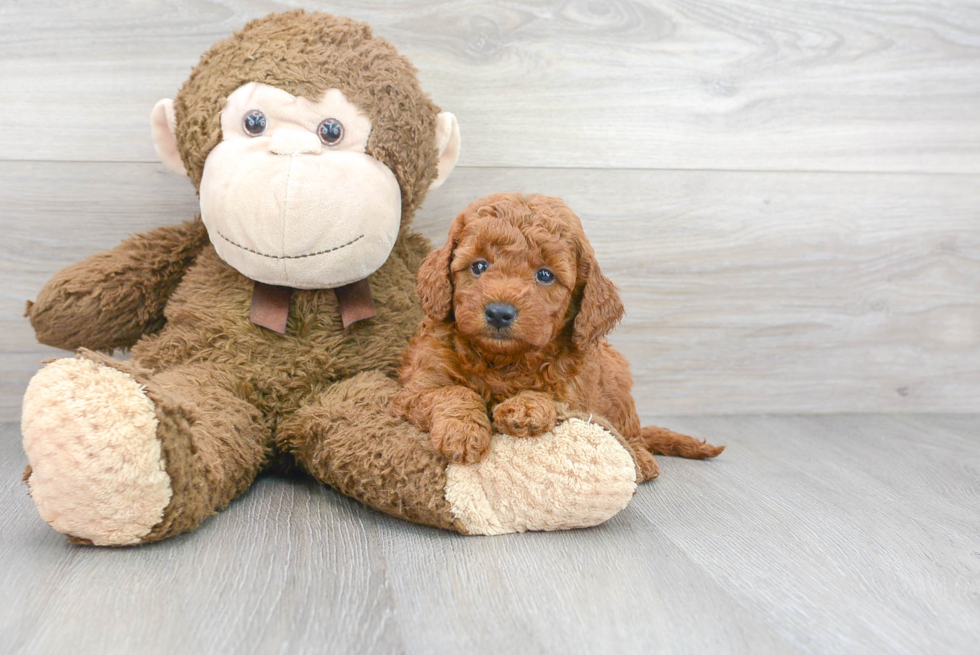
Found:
<box><xmin>392</xmin><ymin>193</ymin><xmax>723</xmax><ymax>480</ymax></box>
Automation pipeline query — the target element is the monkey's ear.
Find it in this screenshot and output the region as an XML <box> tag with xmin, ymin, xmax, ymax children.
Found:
<box><xmin>150</xmin><ymin>99</ymin><xmax>187</xmax><ymax>176</ymax></box>
<box><xmin>573</xmin><ymin>244</ymin><xmax>625</xmax><ymax>351</ymax></box>
<box><xmin>429</xmin><ymin>112</ymin><xmax>460</xmax><ymax>190</ymax></box>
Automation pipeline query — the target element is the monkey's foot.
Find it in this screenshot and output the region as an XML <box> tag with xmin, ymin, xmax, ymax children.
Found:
<box><xmin>445</xmin><ymin>418</ymin><xmax>637</xmax><ymax>535</ymax></box>
<box><xmin>22</xmin><ymin>357</ymin><xmax>172</xmax><ymax>546</ymax></box>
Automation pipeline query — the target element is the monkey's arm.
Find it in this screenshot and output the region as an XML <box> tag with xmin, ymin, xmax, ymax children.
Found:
<box><xmin>27</xmin><ymin>219</ymin><xmax>209</xmax><ymax>351</ymax></box>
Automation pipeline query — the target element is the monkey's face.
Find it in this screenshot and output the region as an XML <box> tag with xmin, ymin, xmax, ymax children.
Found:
<box><xmin>151</xmin><ymin>12</ymin><xmax>462</xmax><ymax>290</ymax></box>
<box><xmin>198</xmin><ymin>82</ymin><xmax>402</xmax><ymax>289</ymax></box>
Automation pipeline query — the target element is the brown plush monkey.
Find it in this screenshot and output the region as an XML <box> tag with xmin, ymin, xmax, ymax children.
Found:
<box><xmin>21</xmin><ymin>11</ymin><xmax>641</xmax><ymax>545</ymax></box>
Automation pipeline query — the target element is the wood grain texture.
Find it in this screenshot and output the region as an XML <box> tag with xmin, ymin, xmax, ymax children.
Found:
<box><xmin>3</xmin><ymin>162</ymin><xmax>977</xmax><ymax>419</ymax></box>
<box><xmin>1</xmin><ymin>0</ymin><xmax>977</xmax><ymax>415</ymax></box>
<box><xmin>3</xmin><ymin>3</ymin><xmax>978</xmax><ymax>653</ymax></box>
<box><xmin>422</xmin><ymin>169</ymin><xmax>980</xmax><ymax>416</ymax></box>
<box><xmin>2</xmin><ymin>416</ymin><xmax>978</xmax><ymax>654</ymax></box>
<box><xmin>1</xmin><ymin>0</ymin><xmax>979</xmax><ymax>172</ymax></box>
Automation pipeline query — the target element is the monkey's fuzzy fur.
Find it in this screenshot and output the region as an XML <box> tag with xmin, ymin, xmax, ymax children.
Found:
<box><xmin>23</xmin><ymin>11</ymin><xmax>656</xmax><ymax>544</ymax></box>
<box><xmin>25</xmin><ymin>11</ymin><xmax>463</xmax><ymax>541</ymax></box>
<box><xmin>174</xmin><ymin>11</ymin><xmax>441</xmax><ymax>215</ymax></box>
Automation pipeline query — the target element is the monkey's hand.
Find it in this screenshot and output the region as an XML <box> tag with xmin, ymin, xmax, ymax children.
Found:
<box><xmin>27</xmin><ymin>219</ymin><xmax>209</xmax><ymax>351</ymax></box>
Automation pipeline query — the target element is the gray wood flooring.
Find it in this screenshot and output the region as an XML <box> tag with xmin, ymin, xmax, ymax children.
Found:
<box><xmin>2</xmin><ymin>415</ymin><xmax>978</xmax><ymax>655</ymax></box>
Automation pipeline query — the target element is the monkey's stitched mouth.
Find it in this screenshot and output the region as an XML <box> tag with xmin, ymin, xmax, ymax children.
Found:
<box><xmin>215</xmin><ymin>231</ymin><xmax>364</xmax><ymax>260</ymax></box>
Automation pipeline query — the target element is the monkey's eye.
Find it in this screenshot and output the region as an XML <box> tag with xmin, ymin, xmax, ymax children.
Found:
<box><xmin>535</xmin><ymin>268</ymin><xmax>555</xmax><ymax>284</ymax></box>
<box><xmin>243</xmin><ymin>110</ymin><xmax>267</xmax><ymax>136</ymax></box>
<box><xmin>317</xmin><ymin>118</ymin><xmax>344</xmax><ymax>146</ymax></box>
<box><xmin>470</xmin><ymin>260</ymin><xmax>489</xmax><ymax>276</ymax></box>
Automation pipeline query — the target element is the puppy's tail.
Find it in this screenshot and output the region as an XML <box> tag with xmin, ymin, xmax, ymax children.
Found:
<box><xmin>640</xmin><ymin>426</ymin><xmax>725</xmax><ymax>459</ymax></box>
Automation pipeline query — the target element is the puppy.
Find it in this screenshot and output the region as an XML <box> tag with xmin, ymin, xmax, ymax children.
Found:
<box><xmin>391</xmin><ymin>193</ymin><xmax>723</xmax><ymax>480</ymax></box>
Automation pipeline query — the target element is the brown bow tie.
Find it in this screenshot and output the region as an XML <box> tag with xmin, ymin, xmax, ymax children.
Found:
<box><xmin>249</xmin><ymin>278</ymin><xmax>376</xmax><ymax>334</ymax></box>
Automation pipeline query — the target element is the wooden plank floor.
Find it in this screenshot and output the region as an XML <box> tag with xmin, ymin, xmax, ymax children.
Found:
<box><xmin>2</xmin><ymin>415</ymin><xmax>978</xmax><ymax>654</ymax></box>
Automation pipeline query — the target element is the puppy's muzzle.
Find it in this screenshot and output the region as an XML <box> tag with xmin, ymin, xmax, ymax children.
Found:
<box><xmin>484</xmin><ymin>302</ymin><xmax>518</xmax><ymax>330</ymax></box>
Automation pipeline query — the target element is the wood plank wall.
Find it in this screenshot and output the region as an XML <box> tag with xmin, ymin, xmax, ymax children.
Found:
<box><xmin>1</xmin><ymin>0</ymin><xmax>978</xmax><ymax>419</ymax></box>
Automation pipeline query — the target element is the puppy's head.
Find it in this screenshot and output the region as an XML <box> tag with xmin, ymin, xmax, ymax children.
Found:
<box><xmin>417</xmin><ymin>193</ymin><xmax>624</xmax><ymax>355</ymax></box>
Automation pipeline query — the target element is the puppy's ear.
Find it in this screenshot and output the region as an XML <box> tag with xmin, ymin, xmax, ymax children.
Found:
<box><xmin>417</xmin><ymin>219</ymin><xmax>463</xmax><ymax>321</ymax></box>
<box><xmin>573</xmin><ymin>241</ymin><xmax>625</xmax><ymax>350</ymax></box>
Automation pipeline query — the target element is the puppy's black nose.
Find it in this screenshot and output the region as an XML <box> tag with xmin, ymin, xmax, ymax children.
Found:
<box><xmin>484</xmin><ymin>302</ymin><xmax>518</xmax><ymax>329</ymax></box>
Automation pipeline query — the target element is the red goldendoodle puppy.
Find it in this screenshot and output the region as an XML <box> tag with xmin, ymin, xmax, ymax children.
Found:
<box><xmin>391</xmin><ymin>193</ymin><xmax>723</xmax><ymax>481</ymax></box>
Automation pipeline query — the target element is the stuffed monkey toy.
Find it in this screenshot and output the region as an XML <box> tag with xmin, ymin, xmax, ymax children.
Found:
<box><xmin>21</xmin><ymin>11</ymin><xmax>641</xmax><ymax>545</ymax></box>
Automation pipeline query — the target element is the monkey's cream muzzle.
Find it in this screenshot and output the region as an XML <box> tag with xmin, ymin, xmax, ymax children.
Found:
<box><xmin>200</xmin><ymin>137</ymin><xmax>401</xmax><ymax>289</ymax></box>
<box><xmin>192</xmin><ymin>82</ymin><xmax>401</xmax><ymax>289</ymax></box>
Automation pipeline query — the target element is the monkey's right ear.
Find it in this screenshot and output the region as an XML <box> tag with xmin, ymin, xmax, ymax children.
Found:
<box><xmin>429</xmin><ymin>112</ymin><xmax>460</xmax><ymax>190</ymax></box>
<box><xmin>150</xmin><ymin>99</ymin><xmax>187</xmax><ymax>176</ymax></box>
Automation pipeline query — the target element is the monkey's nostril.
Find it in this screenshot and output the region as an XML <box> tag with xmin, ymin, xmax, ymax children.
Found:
<box><xmin>269</xmin><ymin>129</ymin><xmax>322</xmax><ymax>156</ymax></box>
<box><xmin>484</xmin><ymin>302</ymin><xmax>518</xmax><ymax>329</ymax></box>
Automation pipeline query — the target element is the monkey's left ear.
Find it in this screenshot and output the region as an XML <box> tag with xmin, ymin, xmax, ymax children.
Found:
<box><xmin>150</xmin><ymin>99</ymin><xmax>187</xmax><ymax>176</ymax></box>
<box><xmin>429</xmin><ymin>112</ymin><xmax>460</xmax><ymax>190</ymax></box>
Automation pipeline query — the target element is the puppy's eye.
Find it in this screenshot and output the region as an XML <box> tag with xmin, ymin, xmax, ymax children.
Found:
<box><xmin>535</xmin><ymin>268</ymin><xmax>555</xmax><ymax>284</ymax></box>
<box><xmin>243</xmin><ymin>110</ymin><xmax>268</xmax><ymax>136</ymax></box>
<box><xmin>470</xmin><ymin>260</ymin><xmax>489</xmax><ymax>276</ymax></box>
<box><xmin>317</xmin><ymin>118</ymin><xmax>344</xmax><ymax>145</ymax></box>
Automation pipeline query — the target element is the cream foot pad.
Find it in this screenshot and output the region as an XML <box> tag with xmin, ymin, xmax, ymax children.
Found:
<box><xmin>21</xmin><ymin>357</ymin><xmax>172</xmax><ymax>546</ymax></box>
<box><xmin>445</xmin><ymin>418</ymin><xmax>637</xmax><ymax>535</ymax></box>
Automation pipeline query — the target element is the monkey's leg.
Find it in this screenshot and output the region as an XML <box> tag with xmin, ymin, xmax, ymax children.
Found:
<box><xmin>279</xmin><ymin>371</ymin><xmax>640</xmax><ymax>535</ymax></box>
<box><xmin>21</xmin><ymin>352</ymin><xmax>270</xmax><ymax>545</ymax></box>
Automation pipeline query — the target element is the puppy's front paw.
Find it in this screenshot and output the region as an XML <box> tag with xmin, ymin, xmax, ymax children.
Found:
<box><xmin>492</xmin><ymin>393</ymin><xmax>558</xmax><ymax>438</ymax></box>
<box><xmin>432</xmin><ymin>418</ymin><xmax>492</xmax><ymax>464</ymax></box>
